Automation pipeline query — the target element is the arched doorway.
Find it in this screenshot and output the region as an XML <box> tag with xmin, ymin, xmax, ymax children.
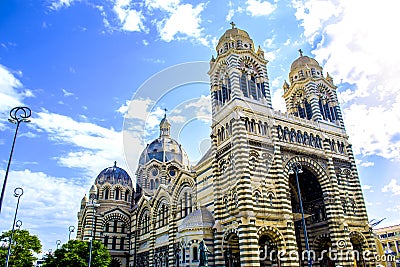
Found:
<box><xmin>259</xmin><ymin>234</ymin><xmax>279</xmax><ymax>267</ymax></box>
<box><xmin>224</xmin><ymin>232</ymin><xmax>240</xmax><ymax>267</ymax></box>
<box><xmin>314</xmin><ymin>235</ymin><xmax>335</xmax><ymax>267</ymax></box>
<box><xmin>110</xmin><ymin>258</ymin><xmax>121</xmax><ymax>267</ymax></box>
<box><xmin>350</xmin><ymin>232</ymin><xmax>366</xmax><ymax>267</ymax></box>
<box><xmin>289</xmin><ymin>167</ymin><xmax>328</xmax><ymax>267</ymax></box>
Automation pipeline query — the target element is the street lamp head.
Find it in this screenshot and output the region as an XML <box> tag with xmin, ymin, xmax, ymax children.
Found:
<box><xmin>13</xmin><ymin>187</ymin><xmax>23</xmax><ymax>198</ymax></box>
<box><xmin>288</xmin><ymin>161</ymin><xmax>303</xmax><ymax>174</ymax></box>
<box><xmin>15</xmin><ymin>220</ymin><xmax>22</xmax><ymax>229</ymax></box>
<box><xmin>69</xmin><ymin>225</ymin><xmax>75</xmax><ymax>232</ymax></box>
<box><xmin>9</xmin><ymin>107</ymin><xmax>32</xmax><ymax>124</ymax></box>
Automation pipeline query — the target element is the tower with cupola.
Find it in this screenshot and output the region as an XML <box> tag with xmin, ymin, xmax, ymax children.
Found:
<box><xmin>77</xmin><ymin>162</ymin><xmax>133</xmax><ymax>267</ymax></box>
<box><xmin>283</xmin><ymin>49</ymin><xmax>344</xmax><ymax>127</ymax></box>
<box><xmin>203</xmin><ymin>23</ymin><xmax>376</xmax><ymax>267</ymax></box>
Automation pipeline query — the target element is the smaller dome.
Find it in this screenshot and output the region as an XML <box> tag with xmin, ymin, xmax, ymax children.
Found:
<box><xmin>178</xmin><ymin>207</ymin><xmax>214</xmax><ymax>231</ymax></box>
<box><xmin>290</xmin><ymin>55</ymin><xmax>320</xmax><ymax>72</ymax></box>
<box><xmin>95</xmin><ymin>161</ymin><xmax>133</xmax><ymax>187</ymax></box>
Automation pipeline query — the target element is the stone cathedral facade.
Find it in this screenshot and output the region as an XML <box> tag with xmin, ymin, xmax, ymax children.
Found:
<box><xmin>77</xmin><ymin>24</ymin><xmax>376</xmax><ymax>267</ymax></box>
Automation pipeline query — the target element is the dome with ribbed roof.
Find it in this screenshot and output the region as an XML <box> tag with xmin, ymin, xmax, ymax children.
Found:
<box><xmin>95</xmin><ymin>161</ymin><xmax>133</xmax><ymax>187</ymax></box>
<box><xmin>216</xmin><ymin>22</ymin><xmax>255</xmax><ymax>55</ymax></box>
<box><xmin>139</xmin><ymin>115</ymin><xmax>190</xmax><ymax>166</ymax></box>
<box><xmin>178</xmin><ymin>207</ymin><xmax>215</xmax><ymax>231</ymax></box>
<box><xmin>289</xmin><ymin>50</ymin><xmax>324</xmax><ymax>82</ymax></box>
<box><xmin>290</xmin><ymin>55</ymin><xmax>321</xmax><ymax>72</ymax></box>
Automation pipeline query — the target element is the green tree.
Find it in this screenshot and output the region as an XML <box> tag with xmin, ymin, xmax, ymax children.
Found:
<box><xmin>43</xmin><ymin>239</ymin><xmax>111</xmax><ymax>267</ymax></box>
<box><xmin>0</xmin><ymin>229</ymin><xmax>42</xmax><ymax>267</ymax></box>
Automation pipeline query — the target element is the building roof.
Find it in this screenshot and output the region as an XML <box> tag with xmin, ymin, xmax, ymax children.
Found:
<box><xmin>95</xmin><ymin>161</ymin><xmax>133</xmax><ymax>187</ymax></box>
<box><xmin>178</xmin><ymin>206</ymin><xmax>214</xmax><ymax>231</ymax></box>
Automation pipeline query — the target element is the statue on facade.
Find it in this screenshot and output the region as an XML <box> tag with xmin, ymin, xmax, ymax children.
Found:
<box><xmin>199</xmin><ymin>240</ymin><xmax>210</xmax><ymax>267</ymax></box>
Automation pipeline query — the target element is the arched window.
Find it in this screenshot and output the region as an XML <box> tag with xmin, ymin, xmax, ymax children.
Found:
<box><xmin>155</xmin><ymin>179</ymin><xmax>159</xmax><ymax>189</ymax></box>
<box><xmin>121</xmin><ymin>224</ymin><xmax>125</xmax><ymax>233</ymax></box>
<box><xmin>125</xmin><ymin>190</ymin><xmax>130</xmax><ymax>202</ymax></box>
<box><xmin>105</xmin><ymin>223</ymin><xmax>110</xmax><ymax>232</ymax></box>
<box><xmin>104</xmin><ymin>188</ymin><xmax>109</xmax><ymax>200</ymax></box>
<box><xmin>112</xmin><ymin>236</ymin><xmax>117</xmax><ymax>250</ymax></box>
<box><xmin>150</xmin><ymin>179</ymin><xmax>154</xmax><ymax>190</ymax></box>
<box><xmin>113</xmin><ymin>220</ymin><xmax>118</xmax><ymax>232</ymax></box>
<box><xmin>178</xmin><ymin>188</ymin><xmax>193</xmax><ymax>219</ymax></box>
<box><xmin>193</xmin><ymin>246</ymin><xmax>198</xmax><ymax>261</ymax></box>
<box><xmin>182</xmin><ymin>247</ymin><xmax>186</xmax><ymax>263</ymax></box>
<box><xmin>115</xmin><ymin>188</ymin><xmax>120</xmax><ymax>200</ymax></box>
<box><xmin>120</xmin><ymin>237</ymin><xmax>125</xmax><ymax>250</ymax></box>
<box><xmin>104</xmin><ymin>236</ymin><xmax>109</xmax><ymax>247</ymax></box>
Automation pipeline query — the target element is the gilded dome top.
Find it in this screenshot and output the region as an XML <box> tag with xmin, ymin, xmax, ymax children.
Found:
<box><xmin>95</xmin><ymin>162</ymin><xmax>133</xmax><ymax>187</ymax></box>
<box><xmin>290</xmin><ymin>50</ymin><xmax>322</xmax><ymax>72</ymax></box>
<box><xmin>216</xmin><ymin>22</ymin><xmax>255</xmax><ymax>53</ymax></box>
<box><xmin>290</xmin><ymin>55</ymin><xmax>321</xmax><ymax>72</ymax></box>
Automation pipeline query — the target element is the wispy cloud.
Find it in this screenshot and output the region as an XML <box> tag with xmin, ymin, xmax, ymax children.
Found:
<box><xmin>31</xmin><ymin>110</ymin><xmax>126</xmax><ymax>176</ymax></box>
<box><xmin>62</xmin><ymin>88</ymin><xmax>74</xmax><ymax>97</ymax></box>
<box><xmin>382</xmin><ymin>179</ymin><xmax>400</xmax><ymax>196</ymax></box>
<box><xmin>292</xmin><ymin>0</ymin><xmax>400</xmax><ymax>161</ymax></box>
<box><xmin>0</xmin><ymin>169</ymin><xmax>87</xmax><ymax>252</ymax></box>
<box><xmin>246</xmin><ymin>0</ymin><xmax>276</xmax><ymax>17</ymax></box>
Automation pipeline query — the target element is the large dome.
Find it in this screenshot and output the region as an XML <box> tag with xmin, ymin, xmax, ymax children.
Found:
<box><xmin>216</xmin><ymin>23</ymin><xmax>255</xmax><ymax>54</ymax></box>
<box><xmin>138</xmin><ymin>115</ymin><xmax>190</xmax><ymax>166</ymax></box>
<box><xmin>95</xmin><ymin>162</ymin><xmax>133</xmax><ymax>187</ymax></box>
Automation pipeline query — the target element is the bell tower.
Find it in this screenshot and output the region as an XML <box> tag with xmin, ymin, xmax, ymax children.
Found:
<box><xmin>208</xmin><ymin>23</ymin><xmax>273</xmax><ymax>267</ymax></box>
<box><xmin>283</xmin><ymin>49</ymin><xmax>344</xmax><ymax>127</ymax></box>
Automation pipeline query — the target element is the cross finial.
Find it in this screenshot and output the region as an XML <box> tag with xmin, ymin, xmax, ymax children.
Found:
<box><xmin>114</xmin><ymin>161</ymin><xmax>117</xmax><ymax>167</ymax></box>
<box><xmin>230</xmin><ymin>21</ymin><xmax>236</xmax><ymax>29</ymax></box>
<box><xmin>298</xmin><ymin>49</ymin><xmax>303</xmax><ymax>57</ymax></box>
<box><xmin>163</xmin><ymin>108</ymin><xmax>168</xmax><ymax>118</ymax></box>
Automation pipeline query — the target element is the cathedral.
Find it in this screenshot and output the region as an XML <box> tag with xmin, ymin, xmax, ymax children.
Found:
<box><xmin>77</xmin><ymin>24</ymin><xmax>376</xmax><ymax>267</ymax></box>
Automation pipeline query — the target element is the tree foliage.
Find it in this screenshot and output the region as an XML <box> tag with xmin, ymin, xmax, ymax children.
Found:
<box><xmin>43</xmin><ymin>239</ymin><xmax>111</xmax><ymax>267</ymax></box>
<box><xmin>0</xmin><ymin>229</ymin><xmax>42</xmax><ymax>267</ymax></box>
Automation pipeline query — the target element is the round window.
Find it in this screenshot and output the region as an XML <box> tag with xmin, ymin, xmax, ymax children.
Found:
<box><xmin>152</xmin><ymin>168</ymin><xmax>159</xmax><ymax>176</ymax></box>
<box><xmin>169</xmin><ymin>169</ymin><xmax>176</xmax><ymax>177</ymax></box>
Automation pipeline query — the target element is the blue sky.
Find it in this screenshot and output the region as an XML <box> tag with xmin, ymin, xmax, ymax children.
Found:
<box><xmin>1</xmin><ymin>0</ymin><xmax>400</xmax><ymax>255</ymax></box>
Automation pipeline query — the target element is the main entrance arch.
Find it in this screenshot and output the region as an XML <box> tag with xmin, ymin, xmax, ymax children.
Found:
<box><xmin>287</xmin><ymin>159</ymin><xmax>330</xmax><ymax>267</ymax></box>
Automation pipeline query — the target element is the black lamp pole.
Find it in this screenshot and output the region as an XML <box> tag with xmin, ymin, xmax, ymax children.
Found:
<box><xmin>0</xmin><ymin>107</ymin><xmax>31</xmax><ymax>214</ymax></box>
<box><xmin>5</xmin><ymin>187</ymin><xmax>24</xmax><ymax>267</ymax></box>
<box><xmin>68</xmin><ymin>225</ymin><xmax>75</xmax><ymax>241</ymax></box>
<box><xmin>289</xmin><ymin>162</ymin><xmax>312</xmax><ymax>267</ymax></box>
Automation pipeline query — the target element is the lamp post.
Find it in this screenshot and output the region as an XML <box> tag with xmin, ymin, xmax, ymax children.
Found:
<box><xmin>0</xmin><ymin>107</ymin><xmax>31</xmax><ymax>214</ymax></box>
<box><xmin>56</xmin><ymin>240</ymin><xmax>61</xmax><ymax>250</ymax></box>
<box><xmin>88</xmin><ymin>195</ymin><xmax>97</xmax><ymax>267</ymax></box>
<box><xmin>68</xmin><ymin>225</ymin><xmax>75</xmax><ymax>241</ymax></box>
<box><xmin>5</xmin><ymin>187</ymin><xmax>24</xmax><ymax>267</ymax></box>
<box><xmin>288</xmin><ymin>162</ymin><xmax>312</xmax><ymax>267</ymax></box>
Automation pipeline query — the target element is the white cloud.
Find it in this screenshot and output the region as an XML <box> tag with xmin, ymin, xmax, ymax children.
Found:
<box><xmin>0</xmin><ymin>169</ymin><xmax>87</xmax><ymax>251</ymax></box>
<box><xmin>113</xmin><ymin>0</ymin><xmax>146</xmax><ymax>32</ymax></box>
<box><xmin>292</xmin><ymin>0</ymin><xmax>400</xmax><ymax>161</ymax></box>
<box><xmin>158</xmin><ymin>3</ymin><xmax>207</xmax><ymax>45</ymax></box>
<box><xmin>246</xmin><ymin>0</ymin><xmax>276</xmax><ymax>17</ymax></box>
<box><xmin>0</xmin><ymin>65</ymin><xmax>34</xmax><ymax>130</ymax></box>
<box><xmin>382</xmin><ymin>179</ymin><xmax>400</xmax><ymax>196</ymax></box>
<box><xmin>0</xmin><ymin>65</ymin><xmax>24</xmax><ymax>112</ymax></box>
<box><xmin>49</xmin><ymin>0</ymin><xmax>75</xmax><ymax>10</ymax></box>
<box><xmin>31</xmin><ymin>110</ymin><xmax>126</xmax><ymax>176</ymax></box>
<box><xmin>62</xmin><ymin>88</ymin><xmax>74</xmax><ymax>97</ymax></box>
<box><xmin>145</xmin><ymin>0</ymin><xmax>180</xmax><ymax>12</ymax></box>
<box><xmin>362</xmin><ymin>184</ymin><xmax>372</xmax><ymax>191</ymax></box>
